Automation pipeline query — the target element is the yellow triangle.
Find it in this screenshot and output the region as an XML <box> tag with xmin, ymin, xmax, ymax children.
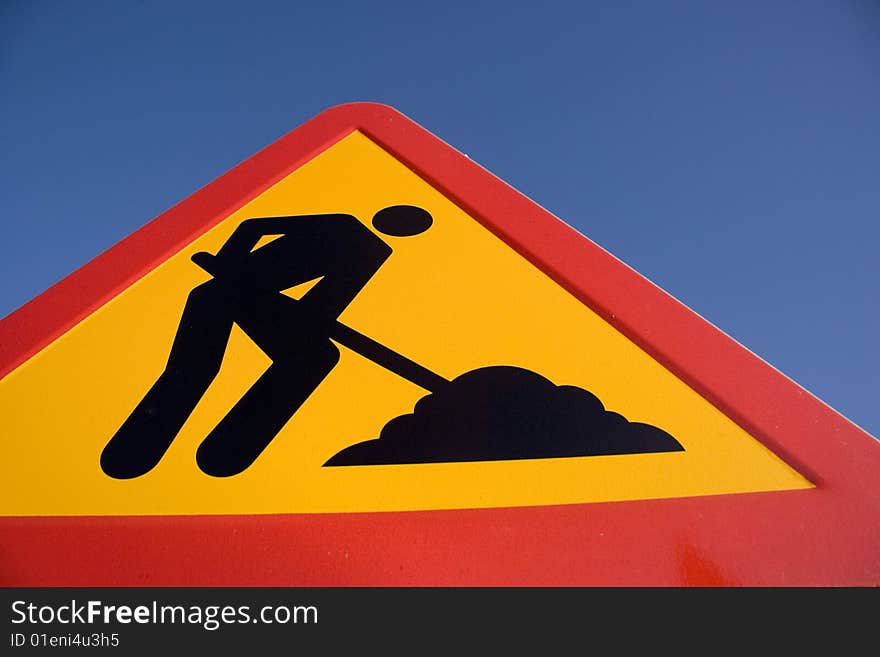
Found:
<box><xmin>280</xmin><ymin>276</ymin><xmax>323</xmax><ymax>300</ymax></box>
<box><xmin>250</xmin><ymin>233</ymin><xmax>285</xmax><ymax>251</ymax></box>
<box><xmin>0</xmin><ymin>131</ymin><xmax>811</xmax><ymax>516</ymax></box>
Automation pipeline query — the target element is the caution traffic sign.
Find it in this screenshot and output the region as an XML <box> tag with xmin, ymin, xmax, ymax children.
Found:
<box><xmin>1</xmin><ymin>103</ymin><xmax>878</xmax><ymax>585</ymax></box>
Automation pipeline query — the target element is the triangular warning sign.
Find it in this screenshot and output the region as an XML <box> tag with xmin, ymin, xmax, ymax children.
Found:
<box><xmin>1</xmin><ymin>104</ymin><xmax>878</xmax><ymax>585</ymax></box>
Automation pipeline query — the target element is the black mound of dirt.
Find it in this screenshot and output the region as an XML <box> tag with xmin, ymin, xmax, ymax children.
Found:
<box><xmin>324</xmin><ymin>366</ymin><xmax>683</xmax><ymax>466</ymax></box>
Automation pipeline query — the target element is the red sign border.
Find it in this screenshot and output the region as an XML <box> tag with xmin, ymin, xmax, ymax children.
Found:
<box><xmin>1</xmin><ymin>103</ymin><xmax>878</xmax><ymax>585</ymax></box>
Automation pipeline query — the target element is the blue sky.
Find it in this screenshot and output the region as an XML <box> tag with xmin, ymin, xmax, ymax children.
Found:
<box><xmin>2</xmin><ymin>0</ymin><xmax>878</xmax><ymax>438</ymax></box>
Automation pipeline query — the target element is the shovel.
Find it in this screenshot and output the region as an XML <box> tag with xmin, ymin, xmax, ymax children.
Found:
<box><xmin>191</xmin><ymin>250</ymin><xmax>450</xmax><ymax>394</ymax></box>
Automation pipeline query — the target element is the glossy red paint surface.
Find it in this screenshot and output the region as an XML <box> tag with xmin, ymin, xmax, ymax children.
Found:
<box><xmin>1</xmin><ymin>103</ymin><xmax>878</xmax><ymax>585</ymax></box>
